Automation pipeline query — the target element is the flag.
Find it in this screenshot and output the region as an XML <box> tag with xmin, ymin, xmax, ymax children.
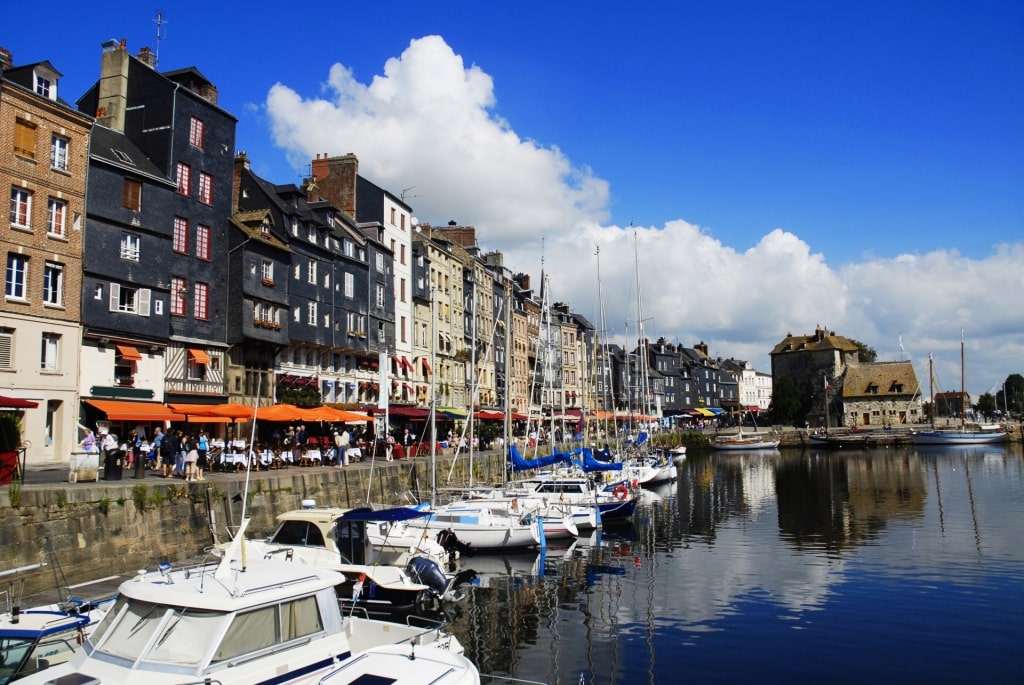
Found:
<box><xmin>899</xmin><ymin>334</ymin><xmax>904</xmax><ymax>353</ymax></box>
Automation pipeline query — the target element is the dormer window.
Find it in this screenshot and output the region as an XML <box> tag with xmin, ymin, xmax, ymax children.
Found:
<box><xmin>32</xmin><ymin>64</ymin><xmax>60</xmax><ymax>101</ymax></box>
<box><xmin>35</xmin><ymin>75</ymin><xmax>52</xmax><ymax>99</ymax></box>
<box><xmin>260</xmin><ymin>218</ymin><xmax>270</xmax><ymax>235</ymax></box>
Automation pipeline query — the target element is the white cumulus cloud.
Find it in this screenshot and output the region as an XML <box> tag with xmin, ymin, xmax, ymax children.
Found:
<box><xmin>265</xmin><ymin>35</ymin><xmax>1024</xmax><ymax>398</ymax></box>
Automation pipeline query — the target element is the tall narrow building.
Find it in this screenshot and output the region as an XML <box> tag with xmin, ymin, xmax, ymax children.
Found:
<box><xmin>1</xmin><ymin>47</ymin><xmax>92</xmax><ymax>465</ymax></box>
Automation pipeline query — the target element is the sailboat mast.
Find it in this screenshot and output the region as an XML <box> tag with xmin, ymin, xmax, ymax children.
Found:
<box><xmin>430</xmin><ymin>285</ymin><xmax>438</xmax><ymax>501</ymax></box>
<box><xmin>633</xmin><ymin>231</ymin><xmax>651</xmax><ymax>422</ymax></box>
<box><xmin>960</xmin><ymin>328</ymin><xmax>966</xmax><ymax>430</ymax></box>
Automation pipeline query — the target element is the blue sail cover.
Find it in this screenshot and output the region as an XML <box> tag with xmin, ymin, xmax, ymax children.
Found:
<box><xmin>578</xmin><ymin>448</ymin><xmax>624</xmax><ymax>473</ymax></box>
<box><xmin>592</xmin><ymin>446</ymin><xmax>616</xmax><ymax>462</ymax></box>
<box><xmin>508</xmin><ymin>444</ymin><xmax>573</xmax><ymax>471</ymax></box>
<box><xmin>340</xmin><ymin>506</ymin><xmax>430</xmax><ymax>522</ymax></box>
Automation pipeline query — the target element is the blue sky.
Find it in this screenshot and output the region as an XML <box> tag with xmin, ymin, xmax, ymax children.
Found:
<box><xmin>5</xmin><ymin>1</ymin><xmax>1022</xmax><ymax>398</ymax></box>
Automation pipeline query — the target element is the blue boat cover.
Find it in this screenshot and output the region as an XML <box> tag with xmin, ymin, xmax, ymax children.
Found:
<box><xmin>340</xmin><ymin>506</ymin><xmax>430</xmax><ymax>522</ymax></box>
<box><xmin>508</xmin><ymin>444</ymin><xmax>573</xmax><ymax>471</ymax></box>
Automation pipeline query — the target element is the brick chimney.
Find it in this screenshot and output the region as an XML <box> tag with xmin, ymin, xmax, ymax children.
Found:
<box><xmin>0</xmin><ymin>47</ymin><xmax>12</xmax><ymax>71</ymax></box>
<box><xmin>309</xmin><ymin>152</ymin><xmax>358</xmax><ymax>216</ymax></box>
<box><xmin>232</xmin><ymin>151</ymin><xmax>250</xmax><ymax>209</ymax></box>
<box><xmin>136</xmin><ymin>46</ymin><xmax>156</xmax><ymax>68</ymax></box>
<box><xmin>96</xmin><ymin>38</ymin><xmax>130</xmax><ymax>132</ymax></box>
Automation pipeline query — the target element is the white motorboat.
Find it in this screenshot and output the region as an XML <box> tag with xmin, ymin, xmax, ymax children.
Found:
<box><xmin>0</xmin><ymin>568</ymin><xmax>119</xmax><ymax>683</ymax></box>
<box><xmin>396</xmin><ymin>502</ymin><xmax>545</xmax><ymax>552</ymax></box>
<box><xmin>17</xmin><ymin>523</ymin><xmax>474</xmax><ymax>685</ymax></box>
<box><xmin>318</xmin><ymin>642</ymin><xmax>479</xmax><ymax>685</ymax></box>
<box><xmin>241</xmin><ymin>505</ymin><xmax>474</xmax><ymax>619</ymax></box>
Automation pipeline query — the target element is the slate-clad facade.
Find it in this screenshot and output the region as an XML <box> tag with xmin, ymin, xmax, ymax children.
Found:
<box><xmin>77</xmin><ymin>40</ymin><xmax>237</xmax><ymax>407</ymax></box>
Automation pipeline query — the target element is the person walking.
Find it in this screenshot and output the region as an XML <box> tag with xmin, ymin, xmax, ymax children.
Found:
<box><xmin>183</xmin><ymin>433</ymin><xmax>199</xmax><ymax>482</ymax></box>
<box><xmin>160</xmin><ymin>428</ymin><xmax>177</xmax><ymax>478</ymax></box>
<box><xmin>81</xmin><ymin>429</ymin><xmax>97</xmax><ymax>454</ymax></box>
<box><xmin>150</xmin><ymin>427</ymin><xmax>164</xmax><ymax>470</ymax></box>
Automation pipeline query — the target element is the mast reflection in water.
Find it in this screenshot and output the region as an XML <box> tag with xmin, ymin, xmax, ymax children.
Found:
<box><xmin>444</xmin><ymin>445</ymin><xmax>1024</xmax><ymax>684</ymax></box>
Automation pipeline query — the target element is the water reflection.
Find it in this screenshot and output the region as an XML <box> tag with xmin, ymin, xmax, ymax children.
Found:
<box><xmin>454</xmin><ymin>445</ymin><xmax>1024</xmax><ymax>685</ymax></box>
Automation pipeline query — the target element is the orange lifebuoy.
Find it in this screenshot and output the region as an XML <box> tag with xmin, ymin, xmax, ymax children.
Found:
<box><xmin>631</xmin><ymin>478</ymin><xmax>640</xmax><ymax>489</ymax></box>
<box><xmin>612</xmin><ymin>485</ymin><xmax>628</xmax><ymax>500</ymax></box>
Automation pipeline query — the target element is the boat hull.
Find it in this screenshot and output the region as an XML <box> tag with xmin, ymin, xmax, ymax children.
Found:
<box><xmin>910</xmin><ymin>430</ymin><xmax>1007</xmax><ymax>445</ymax></box>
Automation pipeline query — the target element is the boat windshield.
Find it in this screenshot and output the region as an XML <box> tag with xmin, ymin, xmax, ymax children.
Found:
<box><xmin>91</xmin><ymin>597</ymin><xmax>224</xmax><ymax>667</ymax></box>
<box><xmin>88</xmin><ymin>593</ymin><xmax>326</xmax><ymax>669</ymax></box>
<box><xmin>0</xmin><ymin>636</ymin><xmax>34</xmax><ymax>684</ymax></box>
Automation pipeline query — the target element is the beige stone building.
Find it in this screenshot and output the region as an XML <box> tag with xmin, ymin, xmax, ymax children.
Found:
<box><xmin>841</xmin><ymin>361</ymin><xmax>922</xmax><ymax>427</ymax></box>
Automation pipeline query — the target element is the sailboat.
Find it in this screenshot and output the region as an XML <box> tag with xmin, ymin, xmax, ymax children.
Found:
<box><xmin>711</xmin><ymin>407</ymin><xmax>780</xmax><ymax>450</ymax></box>
<box><xmin>911</xmin><ymin>332</ymin><xmax>1007</xmax><ymax>445</ymax></box>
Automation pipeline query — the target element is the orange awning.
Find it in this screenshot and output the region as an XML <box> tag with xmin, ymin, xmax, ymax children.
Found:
<box><xmin>167</xmin><ymin>403</ymin><xmax>234</xmax><ymax>423</ymax></box>
<box><xmin>85</xmin><ymin>399</ymin><xmax>181</xmax><ymax>421</ymax></box>
<box><xmin>116</xmin><ymin>344</ymin><xmax>142</xmax><ymax>361</ymax></box>
<box><xmin>188</xmin><ymin>348</ymin><xmax>211</xmax><ymax>364</ymax></box>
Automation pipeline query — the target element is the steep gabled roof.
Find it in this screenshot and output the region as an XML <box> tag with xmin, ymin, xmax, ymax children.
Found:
<box><xmin>842</xmin><ymin>361</ymin><xmax>921</xmax><ymax>399</ymax></box>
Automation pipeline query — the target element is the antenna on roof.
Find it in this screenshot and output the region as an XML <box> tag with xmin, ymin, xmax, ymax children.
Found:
<box><xmin>153</xmin><ymin>10</ymin><xmax>167</xmax><ymax>67</ymax></box>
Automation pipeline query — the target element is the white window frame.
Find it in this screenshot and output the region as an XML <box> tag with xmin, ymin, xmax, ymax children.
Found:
<box><xmin>42</xmin><ymin>261</ymin><xmax>64</xmax><ymax>306</ymax></box>
<box><xmin>344</xmin><ymin>272</ymin><xmax>354</xmax><ymax>298</ymax></box>
<box><xmin>5</xmin><ymin>254</ymin><xmax>28</xmax><ymax>300</ymax></box>
<box><xmin>307</xmin><ymin>302</ymin><xmax>317</xmax><ymax>325</ymax></box>
<box><xmin>10</xmin><ymin>187</ymin><xmax>32</xmax><ymax>229</ymax></box>
<box><xmin>120</xmin><ymin>233</ymin><xmax>140</xmax><ymax>261</ymax></box>
<box><xmin>108</xmin><ymin>284</ymin><xmax>151</xmax><ymax>316</ymax></box>
<box><xmin>307</xmin><ymin>260</ymin><xmax>317</xmax><ymax>284</ymax></box>
<box><xmin>40</xmin><ymin>332</ymin><xmax>59</xmax><ymax>371</ymax></box>
<box><xmin>261</xmin><ymin>259</ymin><xmax>274</xmax><ymax>282</ymax></box>
<box><xmin>50</xmin><ymin>135</ymin><xmax>69</xmax><ymax>171</ymax></box>
<box><xmin>47</xmin><ymin>198</ymin><xmax>67</xmax><ymax>237</ymax></box>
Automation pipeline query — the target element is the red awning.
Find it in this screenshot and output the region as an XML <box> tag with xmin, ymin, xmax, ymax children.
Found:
<box><xmin>115</xmin><ymin>344</ymin><xmax>142</xmax><ymax>361</ymax></box>
<box><xmin>402</xmin><ymin>357</ymin><xmax>415</xmax><ymax>373</ymax></box>
<box><xmin>0</xmin><ymin>395</ymin><xmax>38</xmax><ymax>409</ymax></box>
<box><xmin>421</xmin><ymin>358</ymin><xmax>432</xmax><ymax>374</ymax></box>
<box><xmin>403</xmin><ymin>383</ymin><xmax>415</xmax><ymax>392</ymax></box>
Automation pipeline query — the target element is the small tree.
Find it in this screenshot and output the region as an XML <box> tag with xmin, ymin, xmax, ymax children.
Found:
<box><xmin>769</xmin><ymin>376</ymin><xmax>802</xmax><ymax>425</ymax></box>
<box><xmin>850</xmin><ymin>339</ymin><xmax>878</xmax><ymax>363</ymax></box>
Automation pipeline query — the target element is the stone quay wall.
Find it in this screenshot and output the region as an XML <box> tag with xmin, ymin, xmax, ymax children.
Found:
<box><xmin>1</xmin><ymin>453</ymin><xmax>507</xmax><ymax>597</ymax></box>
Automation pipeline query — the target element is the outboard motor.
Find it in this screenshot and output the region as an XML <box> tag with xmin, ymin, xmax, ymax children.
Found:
<box><xmin>406</xmin><ymin>556</ymin><xmax>450</xmax><ymax>597</ymax></box>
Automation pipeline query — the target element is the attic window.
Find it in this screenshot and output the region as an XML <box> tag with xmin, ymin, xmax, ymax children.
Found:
<box><xmin>112</xmin><ymin>148</ymin><xmax>135</xmax><ymax>166</ymax></box>
<box><xmin>890</xmin><ymin>383</ymin><xmax>903</xmax><ymax>393</ymax></box>
<box><xmin>260</xmin><ymin>219</ymin><xmax>270</xmax><ymax>235</ymax></box>
<box><xmin>34</xmin><ymin>73</ymin><xmax>54</xmax><ymax>99</ymax></box>
<box><xmin>867</xmin><ymin>384</ymin><xmax>879</xmax><ymax>394</ymax></box>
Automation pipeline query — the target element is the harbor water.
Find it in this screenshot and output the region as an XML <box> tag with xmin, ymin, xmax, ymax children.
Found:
<box><xmin>446</xmin><ymin>445</ymin><xmax>1024</xmax><ymax>684</ymax></box>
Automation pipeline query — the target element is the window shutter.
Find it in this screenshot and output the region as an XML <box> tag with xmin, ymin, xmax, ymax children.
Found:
<box><xmin>109</xmin><ymin>283</ymin><xmax>120</xmax><ymax>311</ymax></box>
<box><xmin>139</xmin><ymin>289</ymin><xmax>151</xmax><ymax>317</ymax></box>
<box><xmin>0</xmin><ymin>332</ymin><xmax>12</xmax><ymax>368</ymax></box>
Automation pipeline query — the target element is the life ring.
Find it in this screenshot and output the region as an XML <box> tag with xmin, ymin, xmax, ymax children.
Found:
<box><xmin>612</xmin><ymin>485</ymin><xmax>629</xmax><ymax>500</ymax></box>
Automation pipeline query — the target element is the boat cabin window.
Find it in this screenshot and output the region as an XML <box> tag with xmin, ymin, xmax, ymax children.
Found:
<box><xmin>94</xmin><ymin>598</ymin><xmax>219</xmax><ymax>667</ymax></box>
<box><xmin>213</xmin><ymin>596</ymin><xmax>323</xmax><ymax>664</ymax></box>
<box><xmin>270</xmin><ymin>520</ymin><xmax>327</xmax><ymax>547</ymax></box>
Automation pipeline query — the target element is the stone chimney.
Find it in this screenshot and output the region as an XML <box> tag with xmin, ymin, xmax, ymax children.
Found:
<box><xmin>694</xmin><ymin>341</ymin><xmax>709</xmax><ymax>357</ymax></box>
<box><xmin>309</xmin><ymin>152</ymin><xmax>358</xmax><ymax>217</ymax></box>
<box><xmin>96</xmin><ymin>38</ymin><xmax>130</xmax><ymax>132</ymax></box>
<box><xmin>0</xmin><ymin>47</ymin><xmax>12</xmax><ymax>71</ymax></box>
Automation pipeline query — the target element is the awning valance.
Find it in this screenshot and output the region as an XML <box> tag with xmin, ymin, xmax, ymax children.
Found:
<box><xmin>0</xmin><ymin>395</ymin><xmax>38</xmax><ymax>409</ymax></box>
<box><xmin>693</xmin><ymin>408</ymin><xmax>714</xmax><ymax>417</ymax></box>
<box><xmin>188</xmin><ymin>348</ymin><xmax>211</xmax><ymax>364</ymax></box>
<box><xmin>85</xmin><ymin>399</ymin><xmax>182</xmax><ymax>421</ymax></box>
<box><xmin>116</xmin><ymin>344</ymin><xmax>142</xmax><ymax>361</ymax></box>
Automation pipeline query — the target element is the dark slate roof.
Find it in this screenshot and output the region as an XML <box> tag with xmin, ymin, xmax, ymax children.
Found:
<box><xmin>89</xmin><ymin>125</ymin><xmax>174</xmax><ymax>185</ymax></box>
<box><xmin>771</xmin><ymin>329</ymin><xmax>860</xmax><ymax>355</ymax></box>
<box><xmin>842</xmin><ymin>361</ymin><xmax>921</xmax><ymax>399</ymax></box>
